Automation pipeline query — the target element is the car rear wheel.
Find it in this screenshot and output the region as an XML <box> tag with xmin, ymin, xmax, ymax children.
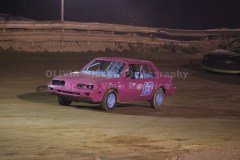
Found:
<box><xmin>58</xmin><ymin>96</ymin><xmax>72</xmax><ymax>106</ymax></box>
<box><xmin>150</xmin><ymin>88</ymin><xmax>165</xmax><ymax>109</ymax></box>
<box><xmin>100</xmin><ymin>90</ymin><xmax>117</xmax><ymax>111</ymax></box>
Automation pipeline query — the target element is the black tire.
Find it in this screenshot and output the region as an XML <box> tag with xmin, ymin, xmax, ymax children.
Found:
<box><xmin>58</xmin><ymin>96</ymin><xmax>72</xmax><ymax>106</ymax></box>
<box><xmin>100</xmin><ymin>89</ymin><xmax>117</xmax><ymax>111</ymax></box>
<box><xmin>150</xmin><ymin>88</ymin><xmax>165</xmax><ymax>109</ymax></box>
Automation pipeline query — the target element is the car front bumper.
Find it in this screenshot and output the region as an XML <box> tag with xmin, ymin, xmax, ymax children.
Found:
<box><xmin>201</xmin><ymin>64</ymin><xmax>240</xmax><ymax>74</ymax></box>
<box><xmin>48</xmin><ymin>85</ymin><xmax>103</xmax><ymax>103</ymax></box>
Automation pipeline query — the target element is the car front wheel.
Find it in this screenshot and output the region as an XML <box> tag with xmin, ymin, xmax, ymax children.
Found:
<box><xmin>150</xmin><ymin>88</ymin><xmax>165</xmax><ymax>109</ymax></box>
<box><xmin>100</xmin><ymin>90</ymin><xmax>117</xmax><ymax>111</ymax></box>
<box><xmin>58</xmin><ymin>96</ymin><xmax>72</xmax><ymax>106</ymax></box>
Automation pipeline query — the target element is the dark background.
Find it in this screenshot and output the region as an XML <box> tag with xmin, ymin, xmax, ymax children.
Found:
<box><xmin>0</xmin><ymin>0</ymin><xmax>240</xmax><ymax>29</ymax></box>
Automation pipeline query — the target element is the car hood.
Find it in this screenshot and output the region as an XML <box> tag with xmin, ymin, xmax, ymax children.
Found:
<box><xmin>53</xmin><ymin>72</ymin><xmax>111</xmax><ymax>84</ymax></box>
<box><xmin>208</xmin><ymin>49</ymin><xmax>240</xmax><ymax>58</ymax></box>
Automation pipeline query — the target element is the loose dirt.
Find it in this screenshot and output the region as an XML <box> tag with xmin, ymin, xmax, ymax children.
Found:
<box><xmin>0</xmin><ymin>52</ymin><xmax>239</xmax><ymax>160</ymax></box>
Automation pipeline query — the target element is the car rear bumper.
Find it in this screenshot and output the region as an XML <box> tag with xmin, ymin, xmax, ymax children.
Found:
<box><xmin>201</xmin><ymin>64</ymin><xmax>240</xmax><ymax>74</ymax></box>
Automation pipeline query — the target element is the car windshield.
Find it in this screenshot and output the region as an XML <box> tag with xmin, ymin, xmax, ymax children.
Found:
<box><xmin>224</xmin><ymin>40</ymin><xmax>240</xmax><ymax>53</ymax></box>
<box><xmin>82</xmin><ymin>60</ymin><xmax>124</xmax><ymax>78</ymax></box>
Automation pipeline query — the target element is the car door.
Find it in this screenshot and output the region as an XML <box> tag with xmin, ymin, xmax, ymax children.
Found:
<box><xmin>135</xmin><ymin>63</ymin><xmax>156</xmax><ymax>101</ymax></box>
<box><xmin>124</xmin><ymin>63</ymin><xmax>155</xmax><ymax>102</ymax></box>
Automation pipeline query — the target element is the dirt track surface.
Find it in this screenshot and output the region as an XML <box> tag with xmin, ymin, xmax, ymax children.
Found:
<box><xmin>0</xmin><ymin>52</ymin><xmax>240</xmax><ymax>160</ymax></box>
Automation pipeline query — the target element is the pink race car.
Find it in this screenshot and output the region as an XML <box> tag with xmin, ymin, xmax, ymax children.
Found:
<box><xmin>48</xmin><ymin>57</ymin><xmax>176</xmax><ymax>111</ymax></box>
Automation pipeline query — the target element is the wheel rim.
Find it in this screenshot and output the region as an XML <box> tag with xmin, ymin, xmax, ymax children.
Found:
<box><xmin>107</xmin><ymin>93</ymin><xmax>116</xmax><ymax>109</ymax></box>
<box><xmin>155</xmin><ymin>92</ymin><xmax>164</xmax><ymax>106</ymax></box>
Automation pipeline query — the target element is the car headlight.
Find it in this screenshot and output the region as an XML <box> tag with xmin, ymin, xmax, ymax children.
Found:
<box><xmin>77</xmin><ymin>84</ymin><xmax>84</xmax><ymax>89</ymax></box>
<box><xmin>52</xmin><ymin>80</ymin><xmax>65</xmax><ymax>86</ymax></box>
<box><xmin>77</xmin><ymin>84</ymin><xmax>94</xmax><ymax>90</ymax></box>
<box><xmin>87</xmin><ymin>85</ymin><xmax>94</xmax><ymax>90</ymax></box>
<box><xmin>225</xmin><ymin>60</ymin><xmax>232</xmax><ymax>64</ymax></box>
<box><xmin>203</xmin><ymin>56</ymin><xmax>209</xmax><ymax>61</ymax></box>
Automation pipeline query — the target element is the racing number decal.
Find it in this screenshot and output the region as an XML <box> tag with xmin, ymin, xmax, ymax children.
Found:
<box><xmin>141</xmin><ymin>81</ymin><xmax>154</xmax><ymax>96</ymax></box>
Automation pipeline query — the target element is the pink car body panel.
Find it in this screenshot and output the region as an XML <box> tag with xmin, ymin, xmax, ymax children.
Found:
<box><xmin>48</xmin><ymin>57</ymin><xmax>176</xmax><ymax>103</ymax></box>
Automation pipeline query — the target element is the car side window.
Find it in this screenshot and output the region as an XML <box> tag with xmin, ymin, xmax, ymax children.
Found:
<box><xmin>141</xmin><ymin>64</ymin><xmax>155</xmax><ymax>78</ymax></box>
<box><xmin>126</xmin><ymin>64</ymin><xmax>141</xmax><ymax>79</ymax></box>
<box><xmin>126</xmin><ymin>64</ymin><xmax>154</xmax><ymax>79</ymax></box>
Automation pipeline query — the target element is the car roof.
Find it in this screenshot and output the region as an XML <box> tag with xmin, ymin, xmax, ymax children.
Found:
<box><xmin>95</xmin><ymin>57</ymin><xmax>152</xmax><ymax>64</ymax></box>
